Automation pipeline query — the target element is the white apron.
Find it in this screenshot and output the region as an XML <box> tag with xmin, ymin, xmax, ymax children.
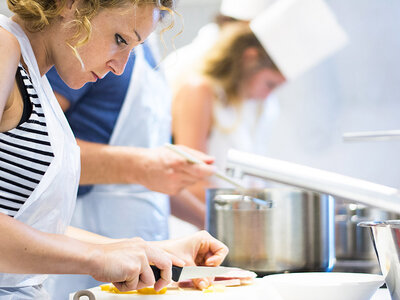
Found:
<box><xmin>0</xmin><ymin>15</ymin><xmax>80</xmax><ymax>298</ymax></box>
<box><xmin>73</xmin><ymin>44</ymin><xmax>171</xmax><ymax>240</ymax></box>
<box><xmin>45</xmin><ymin>44</ymin><xmax>172</xmax><ymax>299</ymax></box>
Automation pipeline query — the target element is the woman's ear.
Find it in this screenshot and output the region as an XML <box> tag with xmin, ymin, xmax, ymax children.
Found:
<box><xmin>59</xmin><ymin>0</ymin><xmax>78</xmax><ymax>18</ymax></box>
<box><xmin>241</xmin><ymin>47</ymin><xmax>261</xmax><ymax>73</ymax></box>
<box><xmin>242</xmin><ymin>47</ymin><xmax>259</xmax><ymax>63</ymax></box>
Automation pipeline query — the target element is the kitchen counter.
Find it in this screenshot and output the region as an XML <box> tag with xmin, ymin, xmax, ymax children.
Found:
<box><xmin>70</xmin><ymin>280</ymin><xmax>391</xmax><ymax>300</ymax></box>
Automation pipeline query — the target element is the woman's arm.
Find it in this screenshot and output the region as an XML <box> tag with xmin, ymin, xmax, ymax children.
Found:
<box><xmin>0</xmin><ymin>213</ymin><xmax>93</xmax><ymax>275</ymax></box>
<box><xmin>172</xmin><ymin>78</ymin><xmax>215</xmax><ymax>201</ymax></box>
<box><xmin>0</xmin><ymin>27</ymin><xmax>21</xmax><ymax>127</ymax></box>
<box><xmin>65</xmin><ymin>226</ymin><xmax>119</xmax><ymax>244</ymax></box>
<box><xmin>55</xmin><ymin>91</ymin><xmax>215</xmax><ymax>196</ymax></box>
<box><xmin>0</xmin><ymin>213</ymin><xmax>184</xmax><ymax>291</ymax></box>
<box><xmin>170</xmin><ymin>189</ymin><xmax>205</xmax><ymax>229</ymax></box>
<box><xmin>77</xmin><ymin>140</ymin><xmax>215</xmax><ymax>195</ymax></box>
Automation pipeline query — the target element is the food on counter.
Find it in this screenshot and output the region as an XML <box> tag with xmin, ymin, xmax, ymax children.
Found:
<box><xmin>137</xmin><ymin>287</ymin><xmax>168</xmax><ymax>295</ymax></box>
<box><xmin>97</xmin><ymin>269</ymin><xmax>256</xmax><ymax>296</ymax></box>
<box><xmin>176</xmin><ymin>269</ymin><xmax>257</xmax><ymax>289</ymax></box>
<box><xmin>213</xmin><ymin>278</ymin><xmax>242</xmax><ymax>286</ymax></box>
<box><xmin>100</xmin><ymin>284</ymin><xmax>167</xmax><ymax>295</ymax></box>
<box><xmin>202</xmin><ymin>284</ymin><xmax>226</xmax><ymax>293</ymax></box>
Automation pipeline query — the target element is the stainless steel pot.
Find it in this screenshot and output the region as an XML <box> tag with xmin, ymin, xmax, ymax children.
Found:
<box><xmin>334</xmin><ymin>202</ymin><xmax>399</xmax><ymax>273</ymax></box>
<box><xmin>206</xmin><ymin>188</ymin><xmax>335</xmax><ymax>275</ymax></box>
<box><xmin>359</xmin><ymin>221</ymin><xmax>400</xmax><ymax>300</ymax></box>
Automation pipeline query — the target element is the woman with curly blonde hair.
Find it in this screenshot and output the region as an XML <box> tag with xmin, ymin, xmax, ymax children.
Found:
<box><xmin>0</xmin><ymin>0</ymin><xmax>228</xmax><ymax>298</ymax></box>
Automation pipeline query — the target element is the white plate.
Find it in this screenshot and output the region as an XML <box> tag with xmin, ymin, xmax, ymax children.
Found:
<box><xmin>262</xmin><ymin>272</ymin><xmax>385</xmax><ymax>300</ymax></box>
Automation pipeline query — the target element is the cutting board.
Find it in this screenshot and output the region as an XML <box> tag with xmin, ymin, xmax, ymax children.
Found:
<box><xmin>69</xmin><ymin>279</ymin><xmax>390</xmax><ymax>300</ymax></box>
<box><xmin>69</xmin><ymin>279</ymin><xmax>273</xmax><ymax>300</ymax></box>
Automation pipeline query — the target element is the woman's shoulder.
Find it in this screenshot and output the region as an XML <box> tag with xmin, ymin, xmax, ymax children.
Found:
<box><xmin>0</xmin><ymin>26</ymin><xmax>21</xmax><ymax>64</ymax></box>
<box><xmin>173</xmin><ymin>75</ymin><xmax>215</xmax><ymax>118</ymax></box>
<box><xmin>177</xmin><ymin>75</ymin><xmax>216</xmax><ymax>100</ymax></box>
<box><xmin>0</xmin><ymin>26</ymin><xmax>21</xmax><ymax>53</ymax></box>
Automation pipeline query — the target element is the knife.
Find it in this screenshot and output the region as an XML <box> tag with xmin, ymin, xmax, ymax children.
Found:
<box><xmin>150</xmin><ymin>265</ymin><xmax>242</xmax><ymax>282</ymax></box>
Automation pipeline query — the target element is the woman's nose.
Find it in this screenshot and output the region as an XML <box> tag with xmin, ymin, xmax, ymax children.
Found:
<box><xmin>107</xmin><ymin>50</ymin><xmax>131</xmax><ymax>76</ymax></box>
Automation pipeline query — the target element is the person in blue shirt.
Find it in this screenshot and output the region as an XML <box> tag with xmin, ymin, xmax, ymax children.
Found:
<box><xmin>44</xmin><ymin>41</ymin><xmax>215</xmax><ymax>298</ymax></box>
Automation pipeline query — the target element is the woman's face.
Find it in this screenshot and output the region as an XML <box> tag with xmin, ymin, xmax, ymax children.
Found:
<box><xmin>242</xmin><ymin>68</ymin><xmax>286</xmax><ymax>100</ymax></box>
<box><xmin>53</xmin><ymin>4</ymin><xmax>160</xmax><ymax>89</ymax></box>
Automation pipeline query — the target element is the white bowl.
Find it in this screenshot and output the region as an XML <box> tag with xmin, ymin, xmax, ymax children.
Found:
<box><xmin>262</xmin><ymin>272</ymin><xmax>385</xmax><ymax>300</ymax></box>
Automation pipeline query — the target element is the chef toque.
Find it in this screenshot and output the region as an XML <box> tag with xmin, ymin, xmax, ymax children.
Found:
<box><xmin>250</xmin><ymin>0</ymin><xmax>349</xmax><ymax>80</ymax></box>
<box><xmin>220</xmin><ymin>0</ymin><xmax>277</xmax><ymax>21</ymax></box>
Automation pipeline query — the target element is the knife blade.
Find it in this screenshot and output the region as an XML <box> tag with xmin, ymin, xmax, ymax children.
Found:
<box><xmin>150</xmin><ymin>265</ymin><xmax>243</xmax><ymax>282</ymax></box>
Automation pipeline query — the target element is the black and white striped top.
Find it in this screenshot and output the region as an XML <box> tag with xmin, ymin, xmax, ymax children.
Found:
<box><xmin>0</xmin><ymin>65</ymin><xmax>54</xmax><ymax>217</ymax></box>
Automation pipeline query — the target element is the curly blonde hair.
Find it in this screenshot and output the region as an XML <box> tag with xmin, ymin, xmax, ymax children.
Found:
<box><xmin>201</xmin><ymin>23</ymin><xmax>279</xmax><ymax>105</ymax></box>
<box><xmin>7</xmin><ymin>0</ymin><xmax>175</xmax><ymax>49</ymax></box>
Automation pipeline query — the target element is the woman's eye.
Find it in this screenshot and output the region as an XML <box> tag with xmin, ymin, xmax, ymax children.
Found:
<box><xmin>115</xmin><ymin>34</ymin><xmax>128</xmax><ymax>46</ymax></box>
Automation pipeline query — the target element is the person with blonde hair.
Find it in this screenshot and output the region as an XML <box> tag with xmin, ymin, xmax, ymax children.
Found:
<box><xmin>172</xmin><ymin>22</ymin><xmax>285</xmax><ymax>200</ymax></box>
<box><xmin>0</xmin><ymin>0</ymin><xmax>228</xmax><ymax>298</ymax></box>
<box><xmin>163</xmin><ymin>0</ymin><xmax>276</xmax><ymax>90</ymax></box>
<box><xmin>172</xmin><ymin>0</ymin><xmax>348</xmax><ymax>201</ymax></box>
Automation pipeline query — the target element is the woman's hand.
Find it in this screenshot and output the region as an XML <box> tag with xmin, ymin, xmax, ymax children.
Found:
<box><xmin>153</xmin><ymin>231</ymin><xmax>229</xmax><ymax>289</ymax></box>
<box><xmin>88</xmin><ymin>238</ymin><xmax>185</xmax><ymax>292</ymax></box>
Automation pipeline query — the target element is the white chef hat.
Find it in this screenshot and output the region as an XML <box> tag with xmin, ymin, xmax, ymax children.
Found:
<box><xmin>220</xmin><ymin>0</ymin><xmax>277</xmax><ymax>21</ymax></box>
<box><xmin>250</xmin><ymin>0</ymin><xmax>349</xmax><ymax>80</ymax></box>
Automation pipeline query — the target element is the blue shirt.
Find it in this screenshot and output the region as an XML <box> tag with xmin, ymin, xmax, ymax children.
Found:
<box><xmin>47</xmin><ymin>44</ymin><xmax>157</xmax><ymax>195</ymax></box>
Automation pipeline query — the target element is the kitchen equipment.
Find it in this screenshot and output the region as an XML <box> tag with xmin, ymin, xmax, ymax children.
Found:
<box><xmin>335</xmin><ymin>203</ymin><xmax>388</xmax><ymax>261</ymax></box>
<box><xmin>164</xmin><ymin>143</ymin><xmax>245</xmax><ymax>189</ymax></box>
<box><xmin>226</xmin><ymin>149</ymin><xmax>400</xmax><ymax>214</ymax></box>
<box><xmin>206</xmin><ymin>187</ymin><xmax>335</xmax><ymax>274</ymax></box>
<box><xmin>263</xmin><ymin>272</ymin><xmax>384</xmax><ymax>300</ymax></box>
<box><xmin>150</xmin><ymin>265</ymin><xmax>256</xmax><ymax>282</ymax></box>
<box><xmin>343</xmin><ymin>130</ymin><xmax>400</xmax><ymax>142</ymax></box>
<box><xmin>73</xmin><ymin>290</ymin><xmax>95</xmax><ymax>300</ymax></box>
<box><xmin>334</xmin><ymin>201</ymin><xmax>400</xmax><ymax>274</ymax></box>
<box><xmin>358</xmin><ymin>221</ymin><xmax>400</xmax><ymax>300</ymax></box>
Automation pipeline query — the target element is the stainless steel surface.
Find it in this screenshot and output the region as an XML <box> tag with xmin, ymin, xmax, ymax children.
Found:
<box><xmin>343</xmin><ymin>130</ymin><xmax>400</xmax><ymax>142</ymax></box>
<box><xmin>359</xmin><ymin>221</ymin><xmax>400</xmax><ymax>300</ymax></box>
<box><xmin>206</xmin><ymin>188</ymin><xmax>335</xmax><ymax>274</ymax></box>
<box><xmin>334</xmin><ymin>202</ymin><xmax>399</xmax><ymax>274</ymax></box>
<box><xmin>335</xmin><ymin>203</ymin><xmax>393</xmax><ymax>261</ymax></box>
<box><xmin>179</xmin><ymin>266</ymin><xmax>245</xmax><ymax>280</ymax></box>
<box><xmin>226</xmin><ymin>149</ymin><xmax>400</xmax><ymax>214</ymax></box>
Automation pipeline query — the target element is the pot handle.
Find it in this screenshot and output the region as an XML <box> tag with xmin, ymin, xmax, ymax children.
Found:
<box><xmin>214</xmin><ymin>195</ymin><xmax>273</xmax><ymax>208</ymax></box>
<box><xmin>357</xmin><ymin>221</ymin><xmax>385</xmax><ymax>228</ymax></box>
<box><xmin>249</xmin><ymin>196</ymin><xmax>273</xmax><ymax>208</ymax></box>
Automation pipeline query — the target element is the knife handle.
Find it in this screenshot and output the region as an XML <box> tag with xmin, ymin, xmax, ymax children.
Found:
<box><xmin>150</xmin><ymin>265</ymin><xmax>183</xmax><ymax>282</ymax></box>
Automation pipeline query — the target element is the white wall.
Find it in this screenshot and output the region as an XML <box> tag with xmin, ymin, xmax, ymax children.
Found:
<box><xmin>262</xmin><ymin>0</ymin><xmax>400</xmax><ymax>189</ymax></box>
<box><xmin>162</xmin><ymin>0</ymin><xmax>222</xmax><ymax>54</ymax></box>
<box><xmin>0</xmin><ymin>2</ymin><xmax>11</xmax><ymax>16</ymax></box>
<box><xmin>169</xmin><ymin>0</ymin><xmax>400</xmax><ymax>190</ymax></box>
